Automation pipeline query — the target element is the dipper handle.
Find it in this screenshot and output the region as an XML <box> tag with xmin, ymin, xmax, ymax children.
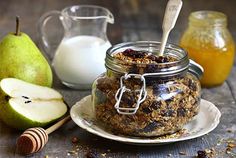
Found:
<box><xmin>46</xmin><ymin>115</ymin><xmax>71</xmax><ymax>134</ymax></box>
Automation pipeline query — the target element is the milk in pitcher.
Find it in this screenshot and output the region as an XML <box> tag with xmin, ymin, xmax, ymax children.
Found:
<box><xmin>52</xmin><ymin>36</ymin><xmax>111</xmax><ymax>89</ymax></box>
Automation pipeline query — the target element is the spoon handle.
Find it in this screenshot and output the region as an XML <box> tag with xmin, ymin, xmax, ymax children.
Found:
<box><xmin>45</xmin><ymin>115</ymin><xmax>71</xmax><ymax>134</ymax></box>
<box><xmin>159</xmin><ymin>0</ymin><xmax>183</xmax><ymax>56</ymax></box>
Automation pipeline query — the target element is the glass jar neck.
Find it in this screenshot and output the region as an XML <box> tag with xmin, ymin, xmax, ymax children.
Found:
<box><xmin>105</xmin><ymin>41</ymin><xmax>190</xmax><ymax>78</ymax></box>
<box><xmin>189</xmin><ymin>11</ymin><xmax>227</xmax><ymax>28</ymax></box>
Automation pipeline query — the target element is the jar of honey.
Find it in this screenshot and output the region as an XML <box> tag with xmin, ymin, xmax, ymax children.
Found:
<box><xmin>180</xmin><ymin>11</ymin><xmax>235</xmax><ymax>87</ymax></box>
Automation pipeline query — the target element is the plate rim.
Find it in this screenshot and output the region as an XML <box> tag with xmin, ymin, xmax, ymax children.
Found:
<box><xmin>70</xmin><ymin>95</ymin><xmax>221</xmax><ymax>145</ymax></box>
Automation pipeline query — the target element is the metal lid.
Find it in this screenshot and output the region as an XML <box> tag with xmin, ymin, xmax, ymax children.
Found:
<box><xmin>189</xmin><ymin>60</ymin><xmax>204</xmax><ymax>79</ymax></box>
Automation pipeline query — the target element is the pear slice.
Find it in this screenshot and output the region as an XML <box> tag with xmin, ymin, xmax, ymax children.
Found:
<box><xmin>0</xmin><ymin>78</ymin><xmax>67</xmax><ymax>130</ymax></box>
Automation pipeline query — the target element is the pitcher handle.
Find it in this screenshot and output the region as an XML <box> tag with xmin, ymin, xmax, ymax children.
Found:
<box><xmin>38</xmin><ymin>10</ymin><xmax>63</xmax><ymax>60</ymax></box>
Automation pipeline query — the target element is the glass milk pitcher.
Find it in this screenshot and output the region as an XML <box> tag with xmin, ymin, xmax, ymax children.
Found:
<box><xmin>38</xmin><ymin>5</ymin><xmax>114</xmax><ymax>89</ymax></box>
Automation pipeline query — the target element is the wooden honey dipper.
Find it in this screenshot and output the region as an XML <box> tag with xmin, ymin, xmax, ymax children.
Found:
<box><xmin>16</xmin><ymin>115</ymin><xmax>71</xmax><ymax>155</ymax></box>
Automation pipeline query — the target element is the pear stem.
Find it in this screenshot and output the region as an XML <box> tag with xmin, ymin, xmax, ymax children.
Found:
<box><xmin>15</xmin><ymin>16</ymin><xmax>20</xmax><ymax>36</ymax></box>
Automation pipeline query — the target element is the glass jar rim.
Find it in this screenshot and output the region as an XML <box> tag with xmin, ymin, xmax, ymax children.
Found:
<box><xmin>189</xmin><ymin>10</ymin><xmax>227</xmax><ymax>26</ymax></box>
<box><xmin>105</xmin><ymin>41</ymin><xmax>190</xmax><ymax>77</ymax></box>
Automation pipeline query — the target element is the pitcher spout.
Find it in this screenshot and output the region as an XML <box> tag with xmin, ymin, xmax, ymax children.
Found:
<box><xmin>105</xmin><ymin>9</ymin><xmax>114</xmax><ymax>24</ymax></box>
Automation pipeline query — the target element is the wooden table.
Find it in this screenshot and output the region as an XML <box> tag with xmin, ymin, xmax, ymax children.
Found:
<box><xmin>0</xmin><ymin>0</ymin><xmax>236</xmax><ymax>157</ymax></box>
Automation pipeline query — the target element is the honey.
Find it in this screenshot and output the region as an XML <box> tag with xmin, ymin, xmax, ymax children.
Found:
<box><xmin>180</xmin><ymin>11</ymin><xmax>235</xmax><ymax>87</ymax></box>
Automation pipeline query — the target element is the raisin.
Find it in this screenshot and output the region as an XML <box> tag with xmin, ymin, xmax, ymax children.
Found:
<box><xmin>86</xmin><ymin>150</ymin><xmax>99</xmax><ymax>158</ymax></box>
<box><xmin>188</xmin><ymin>79</ymin><xmax>197</xmax><ymax>91</ymax></box>
<box><xmin>123</xmin><ymin>48</ymin><xmax>133</xmax><ymax>55</ymax></box>
<box><xmin>177</xmin><ymin>108</ymin><xmax>186</xmax><ymax>117</ymax></box>
<box><xmin>121</xmin><ymin>94</ymin><xmax>135</xmax><ymax>106</ymax></box>
<box><xmin>122</xmin><ymin>49</ymin><xmax>147</xmax><ymax>58</ymax></box>
<box><xmin>195</xmin><ymin>97</ymin><xmax>201</xmax><ymax>105</ymax></box>
<box><xmin>142</xmin><ymin>107</ymin><xmax>152</xmax><ymax>114</ymax></box>
<box><xmin>197</xmin><ymin>150</ymin><xmax>208</xmax><ymax>158</ymax></box>
<box><xmin>152</xmin><ymin>84</ymin><xmax>159</xmax><ymax>95</ymax></box>
<box><xmin>155</xmin><ymin>56</ymin><xmax>169</xmax><ymax>63</ymax></box>
<box><xmin>147</xmin><ymin>54</ymin><xmax>158</xmax><ymax>61</ymax></box>
<box><xmin>146</xmin><ymin>77</ymin><xmax>158</xmax><ymax>86</ymax></box>
<box><xmin>145</xmin><ymin>64</ymin><xmax>157</xmax><ymax>73</ymax></box>
<box><xmin>162</xmin><ymin>109</ymin><xmax>175</xmax><ymax>117</ymax></box>
<box><xmin>141</xmin><ymin>121</ymin><xmax>163</xmax><ymax>133</ymax></box>
<box><xmin>152</xmin><ymin>83</ymin><xmax>163</xmax><ymax>96</ymax></box>
<box><xmin>71</xmin><ymin>137</ymin><xmax>79</xmax><ymax>144</ymax></box>
<box><xmin>129</xmin><ymin>65</ymin><xmax>139</xmax><ymax>73</ymax></box>
<box><xmin>150</xmin><ymin>100</ymin><xmax>161</xmax><ymax>110</ymax></box>
<box><xmin>121</xmin><ymin>118</ymin><xmax>131</xmax><ymax>125</ymax></box>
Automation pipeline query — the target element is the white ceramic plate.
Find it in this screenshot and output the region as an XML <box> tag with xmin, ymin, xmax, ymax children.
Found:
<box><xmin>70</xmin><ymin>95</ymin><xmax>221</xmax><ymax>145</ymax></box>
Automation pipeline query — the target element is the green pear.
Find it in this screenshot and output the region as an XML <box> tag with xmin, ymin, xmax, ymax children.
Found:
<box><xmin>0</xmin><ymin>78</ymin><xmax>67</xmax><ymax>130</ymax></box>
<box><xmin>0</xmin><ymin>17</ymin><xmax>52</xmax><ymax>87</ymax></box>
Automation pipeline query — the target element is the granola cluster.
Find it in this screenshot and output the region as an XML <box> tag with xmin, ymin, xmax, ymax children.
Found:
<box><xmin>114</xmin><ymin>49</ymin><xmax>178</xmax><ymax>74</ymax></box>
<box><xmin>114</xmin><ymin>48</ymin><xmax>177</xmax><ymax>64</ymax></box>
<box><xmin>93</xmin><ymin>49</ymin><xmax>201</xmax><ymax>137</ymax></box>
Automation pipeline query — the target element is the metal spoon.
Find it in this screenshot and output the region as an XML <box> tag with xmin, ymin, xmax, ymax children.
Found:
<box><xmin>159</xmin><ymin>0</ymin><xmax>183</xmax><ymax>56</ymax></box>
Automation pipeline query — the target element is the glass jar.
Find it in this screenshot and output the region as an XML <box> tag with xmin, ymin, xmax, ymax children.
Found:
<box><xmin>92</xmin><ymin>41</ymin><xmax>203</xmax><ymax>137</ymax></box>
<box><xmin>180</xmin><ymin>11</ymin><xmax>235</xmax><ymax>87</ymax></box>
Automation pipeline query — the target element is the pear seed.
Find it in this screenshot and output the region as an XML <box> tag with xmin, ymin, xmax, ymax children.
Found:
<box><xmin>25</xmin><ymin>100</ymin><xmax>32</xmax><ymax>104</ymax></box>
<box><xmin>22</xmin><ymin>96</ymin><xmax>29</xmax><ymax>99</ymax></box>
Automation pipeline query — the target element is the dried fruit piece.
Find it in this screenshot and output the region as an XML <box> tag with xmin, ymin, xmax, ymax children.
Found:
<box><xmin>122</xmin><ymin>49</ymin><xmax>147</xmax><ymax>58</ymax></box>
<box><xmin>155</xmin><ymin>56</ymin><xmax>169</xmax><ymax>63</ymax></box>
<box><xmin>141</xmin><ymin>121</ymin><xmax>163</xmax><ymax>133</ymax></box>
<box><xmin>197</xmin><ymin>150</ymin><xmax>208</xmax><ymax>158</ymax></box>
<box><xmin>86</xmin><ymin>150</ymin><xmax>99</xmax><ymax>158</ymax></box>
<box><xmin>162</xmin><ymin>109</ymin><xmax>175</xmax><ymax>117</ymax></box>
<box><xmin>177</xmin><ymin>108</ymin><xmax>186</xmax><ymax>117</ymax></box>
<box><xmin>145</xmin><ymin>64</ymin><xmax>158</xmax><ymax>73</ymax></box>
<box><xmin>150</xmin><ymin>100</ymin><xmax>161</xmax><ymax>110</ymax></box>
<box><xmin>71</xmin><ymin>137</ymin><xmax>79</xmax><ymax>144</ymax></box>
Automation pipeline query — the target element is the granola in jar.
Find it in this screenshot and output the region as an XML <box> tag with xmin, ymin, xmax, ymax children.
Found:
<box><xmin>92</xmin><ymin>41</ymin><xmax>203</xmax><ymax>137</ymax></box>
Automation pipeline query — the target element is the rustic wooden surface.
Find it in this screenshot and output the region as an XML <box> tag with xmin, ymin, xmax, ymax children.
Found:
<box><xmin>0</xmin><ymin>0</ymin><xmax>236</xmax><ymax>157</ymax></box>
